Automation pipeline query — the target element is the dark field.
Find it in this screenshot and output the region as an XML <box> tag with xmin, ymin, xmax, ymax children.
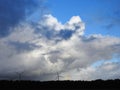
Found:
<box><xmin>0</xmin><ymin>79</ymin><xmax>120</xmax><ymax>90</ymax></box>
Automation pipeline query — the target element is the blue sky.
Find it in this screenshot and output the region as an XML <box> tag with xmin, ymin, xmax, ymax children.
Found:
<box><xmin>0</xmin><ymin>0</ymin><xmax>120</xmax><ymax>81</ymax></box>
<box><xmin>46</xmin><ymin>0</ymin><xmax>120</xmax><ymax>37</ymax></box>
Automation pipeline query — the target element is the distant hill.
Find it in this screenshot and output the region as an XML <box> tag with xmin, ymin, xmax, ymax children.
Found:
<box><xmin>0</xmin><ymin>79</ymin><xmax>120</xmax><ymax>89</ymax></box>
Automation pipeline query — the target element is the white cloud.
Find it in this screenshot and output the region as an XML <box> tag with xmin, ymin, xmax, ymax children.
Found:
<box><xmin>62</xmin><ymin>62</ymin><xmax>120</xmax><ymax>80</ymax></box>
<box><xmin>39</xmin><ymin>14</ymin><xmax>64</xmax><ymax>31</ymax></box>
<box><xmin>38</xmin><ymin>14</ymin><xmax>85</xmax><ymax>36</ymax></box>
<box><xmin>65</xmin><ymin>16</ymin><xmax>85</xmax><ymax>36</ymax></box>
<box><xmin>0</xmin><ymin>14</ymin><xmax>120</xmax><ymax>81</ymax></box>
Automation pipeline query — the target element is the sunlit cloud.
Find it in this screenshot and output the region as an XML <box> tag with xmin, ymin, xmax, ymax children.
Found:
<box><xmin>0</xmin><ymin>14</ymin><xmax>120</xmax><ymax>81</ymax></box>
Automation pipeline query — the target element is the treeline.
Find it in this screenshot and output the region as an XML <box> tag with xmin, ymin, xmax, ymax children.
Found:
<box><xmin>0</xmin><ymin>79</ymin><xmax>120</xmax><ymax>89</ymax></box>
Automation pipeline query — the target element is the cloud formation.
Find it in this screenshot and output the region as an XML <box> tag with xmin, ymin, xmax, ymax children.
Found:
<box><xmin>36</xmin><ymin>15</ymin><xmax>85</xmax><ymax>39</ymax></box>
<box><xmin>62</xmin><ymin>61</ymin><xmax>120</xmax><ymax>80</ymax></box>
<box><xmin>0</xmin><ymin>0</ymin><xmax>44</xmax><ymax>37</ymax></box>
<box><xmin>0</xmin><ymin>14</ymin><xmax>120</xmax><ymax>81</ymax></box>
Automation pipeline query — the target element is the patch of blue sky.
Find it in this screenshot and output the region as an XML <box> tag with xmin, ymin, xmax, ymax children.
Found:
<box><xmin>92</xmin><ymin>56</ymin><xmax>120</xmax><ymax>68</ymax></box>
<box><xmin>47</xmin><ymin>0</ymin><xmax>120</xmax><ymax>37</ymax></box>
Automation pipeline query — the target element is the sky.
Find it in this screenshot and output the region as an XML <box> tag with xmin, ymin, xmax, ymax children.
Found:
<box><xmin>47</xmin><ymin>0</ymin><xmax>120</xmax><ymax>37</ymax></box>
<box><xmin>0</xmin><ymin>0</ymin><xmax>120</xmax><ymax>81</ymax></box>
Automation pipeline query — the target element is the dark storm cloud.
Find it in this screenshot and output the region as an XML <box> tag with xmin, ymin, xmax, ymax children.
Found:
<box><xmin>0</xmin><ymin>0</ymin><xmax>43</xmax><ymax>37</ymax></box>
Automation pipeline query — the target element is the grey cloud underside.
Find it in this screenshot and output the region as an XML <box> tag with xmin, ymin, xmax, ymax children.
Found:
<box><xmin>35</xmin><ymin>27</ymin><xmax>74</xmax><ymax>40</ymax></box>
<box><xmin>0</xmin><ymin>15</ymin><xmax>120</xmax><ymax>81</ymax></box>
<box><xmin>8</xmin><ymin>41</ymin><xmax>41</xmax><ymax>53</ymax></box>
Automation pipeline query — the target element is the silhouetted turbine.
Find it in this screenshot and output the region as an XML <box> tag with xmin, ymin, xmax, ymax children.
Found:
<box><xmin>16</xmin><ymin>71</ymin><xmax>24</xmax><ymax>80</ymax></box>
<box><xmin>56</xmin><ymin>72</ymin><xmax>63</xmax><ymax>81</ymax></box>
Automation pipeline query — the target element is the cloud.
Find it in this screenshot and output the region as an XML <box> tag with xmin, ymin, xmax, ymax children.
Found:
<box><xmin>36</xmin><ymin>14</ymin><xmax>85</xmax><ymax>39</ymax></box>
<box><xmin>0</xmin><ymin>0</ymin><xmax>44</xmax><ymax>37</ymax></box>
<box><xmin>0</xmin><ymin>14</ymin><xmax>120</xmax><ymax>81</ymax></box>
<box><xmin>62</xmin><ymin>61</ymin><xmax>120</xmax><ymax>81</ymax></box>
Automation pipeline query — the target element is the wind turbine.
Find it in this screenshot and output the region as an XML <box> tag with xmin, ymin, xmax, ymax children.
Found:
<box><xmin>56</xmin><ymin>72</ymin><xmax>63</xmax><ymax>81</ymax></box>
<box><xmin>15</xmin><ymin>68</ymin><xmax>29</xmax><ymax>81</ymax></box>
<box><xmin>16</xmin><ymin>71</ymin><xmax>24</xmax><ymax>81</ymax></box>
